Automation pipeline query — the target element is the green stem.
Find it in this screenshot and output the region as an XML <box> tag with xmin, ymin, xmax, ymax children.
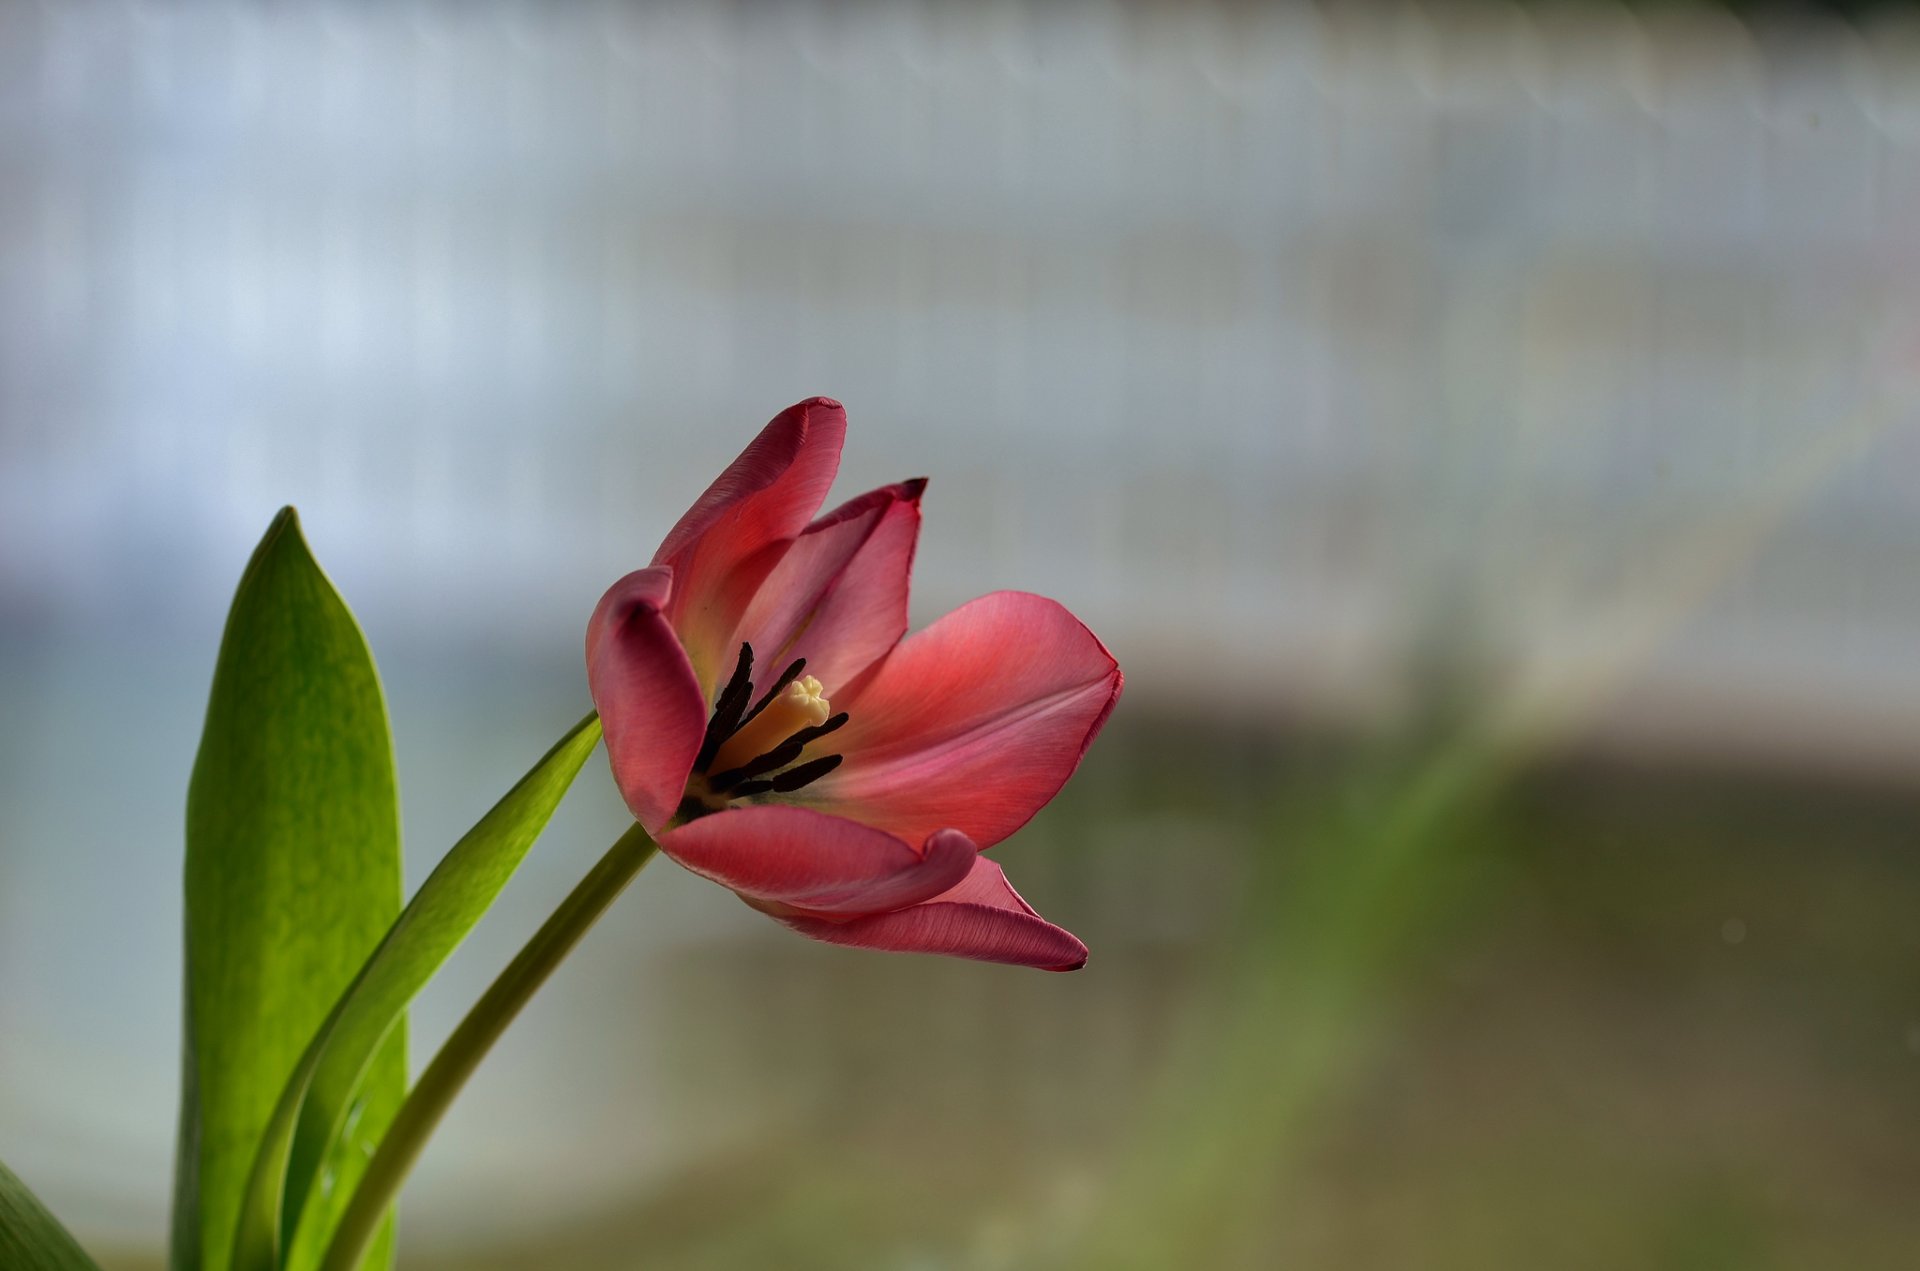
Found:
<box><xmin>318</xmin><ymin>822</ymin><xmax>659</xmax><ymax>1271</ymax></box>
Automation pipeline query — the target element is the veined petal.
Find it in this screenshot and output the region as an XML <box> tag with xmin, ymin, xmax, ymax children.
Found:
<box><xmin>652</xmin><ymin>398</ymin><xmax>847</xmax><ymax>693</ymax></box>
<box><xmin>776</xmin><ymin>855</ymin><xmax>1088</xmax><ymax>971</ymax></box>
<box><xmin>800</xmin><ymin>591</ymin><xmax>1122</xmax><ymax>850</ymax></box>
<box><xmin>586</xmin><ymin>567</ymin><xmax>709</xmax><ymax>833</ymax></box>
<box><xmin>732</xmin><ymin>480</ymin><xmax>924</xmax><ymax>695</ymax></box>
<box><xmin>660</xmin><ymin>805</ymin><xmax>975</xmax><ymax>917</ymax></box>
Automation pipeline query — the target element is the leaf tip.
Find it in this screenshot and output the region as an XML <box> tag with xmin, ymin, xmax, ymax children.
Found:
<box><xmin>263</xmin><ymin>505</ymin><xmax>303</xmax><ymax>545</ymax></box>
<box><xmin>250</xmin><ymin>506</ymin><xmax>320</xmax><ymax>575</ymax></box>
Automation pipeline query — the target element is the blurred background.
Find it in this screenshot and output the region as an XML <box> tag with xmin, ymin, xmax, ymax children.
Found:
<box><xmin>5</xmin><ymin>1</ymin><xmax>1920</xmax><ymax>1267</ymax></box>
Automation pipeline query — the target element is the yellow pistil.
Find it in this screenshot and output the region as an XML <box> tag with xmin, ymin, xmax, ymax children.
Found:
<box><xmin>710</xmin><ymin>674</ymin><xmax>830</xmax><ymax>775</ymax></box>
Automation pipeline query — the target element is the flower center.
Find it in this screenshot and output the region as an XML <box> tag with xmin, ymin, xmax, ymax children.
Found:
<box><xmin>710</xmin><ymin>674</ymin><xmax>829</xmax><ymax>775</ymax></box>
<box><xmin>676</xmin><ymin>643</ymin><xmax>847</xmax><ymax>822</ymax></box>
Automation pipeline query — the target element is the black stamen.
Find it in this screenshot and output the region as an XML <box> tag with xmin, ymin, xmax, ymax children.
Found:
<box><xmin>694</xmin><ymin>644</ymin><xmax>755</xmax><ymax>772</ymax></box>
<box><xmin>708</xmin><ymin>741</ymin><xmax>805</xmax><ymax>793</ymax></box>
<box><xmin>769</xmin><ymin>753</ymin><xmax>843</xmax><ymax>793</ymax></box>
<box><xmin>780</xmin><ymin>711</ymin><xmax>849</xmax><ymax>751</ymax></box>
<box><xmin>728</xmin><ymin>778</ymin><xmax>775</xmax><ymax>798</ymax></box>
<box><xmin>733</xmin><ymin>657</ymin><xmax>807</xmax><ymax>734</ymax></box>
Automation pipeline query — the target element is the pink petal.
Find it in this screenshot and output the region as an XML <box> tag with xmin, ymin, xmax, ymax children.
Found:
<box><xmin>731</xmin><ymin>480</ymin><xmax>923</xmax><ymax>694</ymax></box>
<box><xmin>659</xmin><ymin>805</ymin><xmax>976</xmax><ymax>917</ymax></box>
<box><xmin>652</xmin><ymin>398</ymin><xmax>847</xmax><ymax>693</ymax></box>
<box><xmin>776</xmin><ymin>856</ymin><xmax>1088</xmax><ymax>971</ymax></box>
<box><xmin>585</xmin><ymin>567</ymin><xmax>710</xmax><ymax>833</ymax></box>
<box><xmin>938</xmin><ymin>852</ymin><xmax>1051</xmax><ymax>915</ymax></box>
<box><xmin>798</xmin><ymin>591</ymin><xmax>1122</xmax><ymax>850</ymax></box>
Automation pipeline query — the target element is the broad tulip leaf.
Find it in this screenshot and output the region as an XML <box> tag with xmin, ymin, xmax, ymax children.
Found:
<box><xmin>0</xmin><ymin>1159</ymin><xmax>102</xmax><ymax>1271</ymax></box>
<box><xmin>235</xmin><ymin>712</ymin><xmax>604</xmax><ymax>1271</ymax></box>
<box><xmin>171</xmin><ymin>509</ymin><xmax>405</xmax><ymax>1271</ymax></box>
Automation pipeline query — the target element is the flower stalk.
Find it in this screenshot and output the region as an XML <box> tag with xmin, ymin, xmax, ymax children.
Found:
<box><xmin>317</xmin><ymin>820</ymin><xmax>659</xmax><ymax>1271</ymax></box>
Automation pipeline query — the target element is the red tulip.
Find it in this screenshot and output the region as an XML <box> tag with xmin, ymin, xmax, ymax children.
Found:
<box><xmin>586</xmin><ymin>398</ymin><xmax>1120</xmax><ymax>970</ymax></box>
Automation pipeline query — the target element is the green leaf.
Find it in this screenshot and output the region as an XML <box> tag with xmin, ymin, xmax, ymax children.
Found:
<box><xmin>171</xmin><ymin>508</ymin><xmax>406</xmax><ymax>1271</ymax></box>
<box><xmin>234</xmin><ymin>711</ymin><xmax>604</xmax><ymax>1271</ymax></box>
<box><xmin>1</xmin><ymin>1159</ymin><xmax>103</xmax><ymax>1271</ymax></box>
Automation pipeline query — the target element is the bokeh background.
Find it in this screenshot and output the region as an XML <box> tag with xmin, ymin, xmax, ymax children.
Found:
<box><xmin>6</xmin><ymin>1</ymin><xmax>1920</xmax><ymax>1267</ymax></box>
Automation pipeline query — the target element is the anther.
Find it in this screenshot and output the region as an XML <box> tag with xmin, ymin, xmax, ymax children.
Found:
<box><xmin>768</xmin><ymin>753</ymin><xmax>843</xmax><ymax>793</ymax></box>
<box><xmin>695</xmin><ymin>643</ymin><xmax>755</xmax><ymax>772</ymax></box>
<box><xmin>708</xmin><ymin>741</ymin><xmax>805</xmax><ymax>793</ymax></box>
<box><xmin>737</xmin><ymin>658</ymin><xmax>808</xmax><ymax>731</ymax></box>
<box><xmin>780</xmin><ymin>711</ymin><xmax>848</xmax><ymax>751</ymax></box>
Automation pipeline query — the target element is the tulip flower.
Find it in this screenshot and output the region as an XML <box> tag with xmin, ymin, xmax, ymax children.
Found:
<box><xmin>586</xmin><ymin>398</ymin><xmax>1121</xmax><ymax>970</ymax></box>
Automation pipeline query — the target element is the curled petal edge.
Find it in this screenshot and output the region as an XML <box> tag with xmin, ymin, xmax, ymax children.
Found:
<box><xmin>660</xmin><ymin>807</ymin><xmax>977</xmax><ymax>917</ymax></box>
<box><xmin>776</xmin><ymin>901</ymin><xmax>1089</xmax><ymax>971</ymax></box>
<box><xmin>774</xmin><ymin>855</ymin><xmax>1088</xmax><ymax>971</ymax></box>
<box><xmin>585</xmin><ymin>567</ymin><xmax>709</xmax><ymax>833</ymax></box>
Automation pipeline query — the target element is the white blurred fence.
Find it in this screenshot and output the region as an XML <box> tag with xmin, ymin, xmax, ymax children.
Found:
<box><xmin>4</xmin><ymin>1</ymin><xmax>1920</xmax><ymax>758</ymax></box>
